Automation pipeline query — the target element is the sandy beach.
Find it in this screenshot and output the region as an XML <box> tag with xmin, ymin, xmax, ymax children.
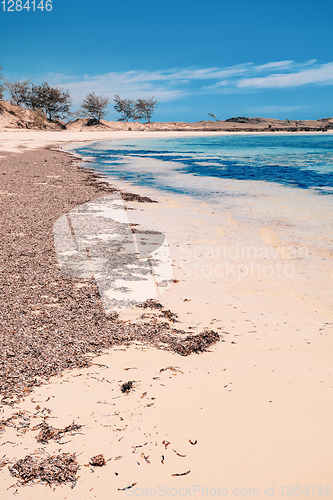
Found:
<box><xmin>1</xmin><ymin>131</ymin><xmax>333</xmax><ymax>499</ymax></box>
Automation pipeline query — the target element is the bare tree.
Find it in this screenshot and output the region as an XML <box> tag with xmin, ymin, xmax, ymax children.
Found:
<box><xmin>27</xmin><ymin>82</ymin><xmax>72</xmax><ymax>120</ymax></box>
<box><xmin>5</xmin><ymin>79</ymin><xmax>31</xmax><ymax>107</ymax></box>
<box><xmin>113</xmin><ymin>95</ymin><xmax>135</xmax><ymax>122</ymax></box>
<box><xmin>81</xmin><ymin>92</ymin><xmax>109</xmax><ymax>123</ymax></box>
<box><xmin>208</xmin><ymin>113</ymin><xmax>218</xmax><ymax>121</ymax></box>
<box><xmin>135</xmin><ymin>97</ymin><xmax>158</xmax><ymax>123</ymax></box>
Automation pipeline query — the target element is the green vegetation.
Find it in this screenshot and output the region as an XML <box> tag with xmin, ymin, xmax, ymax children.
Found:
<box><xmin>113</xmin><ymin>95</ymin><xmax>158</xmax><ymax>123</ymax></box>
<box><xmin>113</xmin><ymin>95</ymin><xmax>135</xmax><ymax>122</ymax></box>
<box><xmin>134</xmin><ymin>97</ymin><xmax>158</xmax><ymax>123</ymax></box>
<box><xmin>2</xmin><ymin>74</ymin><xmax>71</xmax><ymax>121</ymax></box>
<box><xmin>5</xmin><ymin>79</ymin><xmax>31</xmax><ymax>107</ymax></box>
<box><xmin>28</xmin><ymin>82</ymin><xmax>72</xmax><ymax>120</ymax></box>
<box><xmin>81</xmin><ymin>93</ymin><xmax>110</xmax><ymax>123</ymax></box>
<box><xmin>0</xmin><ymin>66</ymin><xmax>159</xmax><ymax>124</ymax></box>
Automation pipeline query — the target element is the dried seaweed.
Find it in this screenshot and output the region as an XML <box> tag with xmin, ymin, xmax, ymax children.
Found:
<box><xmin>159</xmin><ymin>309</ymin><xmax>179</xmax><ymax>322</ymax></box>
<box><xmin>172</xmin><ymin>330</ymin><xmax>220</xmax><ymax>356</ymax></box>
<box><xmin>141</xmin><ymin>452</ymin><xmax>150</xmax><ymax>463</ymax></box>
<box><xmin>171</xmin><ymin>470</ymin><xmax>191</xmax><ymax>477</ymax></box>
<box><xmin>121</xmin><ymin>381</ymin><xmax>133</xmax><ymax>393</ymax></box>
<box><xmin>118</xmin><ymin>482</ymin><xmax>137</xmax><ymax>491</ymax></box>
<box><xmin>35</xmin><ymin>421</ymin><xmax>82</xmax><ymax>444</ymax></box>
<box><xmin>137</xmin><ymin>299</ymin><xmax>163</xmax><ymax>310</ymax></box>
<box><xmin>121</xmin><ymin>192</ymin><xmax>157</xmax><ymax>203</ymax></box>
<box><xmin>173</xmin><ymin>450</ymin><xmax>186</xmax><ymax>457</ymax></box>
<box><xmin>0</xmin><ymin>411</ymin><xmax>26</xmax><ymax>431</ymax></box>
<box><xmin>159</xmin><ymin>366</ymin><xmax>183</xmax><ymax>374</ymax></box>
<box><xmin>0</xmin><ymin>458</ymin><xmax>9</xmax><ymax>469</ymax></box>
<box><xmin>9</xmin><ymin>451</ymin><xmax>79</xmax><ymax>488</ymax></box>
<box><xmin>89</xmin><ymin>454</ymin><xmax>106</xmax><ymax>467</ymax></box>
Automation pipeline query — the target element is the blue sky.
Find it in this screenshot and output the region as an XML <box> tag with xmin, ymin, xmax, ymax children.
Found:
<box><xmin>1</xmin><ymin>0</ymin><xmax>333</xmax><ymax>121</ymax></box>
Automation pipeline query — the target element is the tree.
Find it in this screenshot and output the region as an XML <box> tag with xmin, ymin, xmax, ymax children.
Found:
<box><xmin>81</xmin><ymin>92</ymin><xmax>109</xmax><ymax>123</ymax></box>
<box><xmin>135</xmin><ymin>97</ymin><xmax>158</xmax><ymax>123</ymax></box>
<box><xmin>5</xmin><ymin>79</ymin><xmax>31</xmax><ymax>107</ymax></box>
<box><xmin>113</xmin><ymin>95</ymin><xmax>135</xmax><ymax>122</ymax></box>
<box><xmin>28</xmin><ymin>82</ymin><xmax>72</xmax><ymax>120</ymax></box>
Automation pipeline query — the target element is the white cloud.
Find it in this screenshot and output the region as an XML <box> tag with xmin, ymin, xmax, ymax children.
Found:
<box><xmin>238</xmin><ymin>62</ymin><xmax>333</xmax><ymax>89</ymax></box>
<box><xmin>52</xmin><ymin>71</ymin><xmax>184</xmax><ymax>104</ymax></box>
<box><xmin>202</xmin><ymin>80</ymin><xmax>229</xmax><ymax>90</ymax></box>
<box><xmin>167</xmin><ymin>65</ymin><xmax>251</xmax><ymax>81</ymax></box>
<box><xmin>49</xmin><ymin>65</ymin><xmax>252</xmax><ymax>104</ymax></box>
<box><xmin>255</xmin><ymin>60</ymin><xmax>295</xmax><ymax>71</ymax></box>
<box><xmin>47</xmin><ymin>60</ymin><xmax>333</xmax><ymax>105</ymax></box>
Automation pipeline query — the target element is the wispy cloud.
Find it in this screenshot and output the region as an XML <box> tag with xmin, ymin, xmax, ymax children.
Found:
<box><xmin>49</xmin><ymin>65</ymin><xmax>252</xmax><ymax>104</ymax></box>
<box><xmin>254</xmin><ymin>60</ymin><xmax>295</xmax><ymax>71</ymax></box>
<box><xmin>51</xmin><ymin>71</ymin><xmax>183</xmax><ymax>104</ymax></box>
<box><xmin>48</xmin><ymin>60</ymin><xmax>333</xmax><ymax>105</ymax></box>
<box><xmin>238</xmin><ymin>62</ymin><xmax>333</xmax><ymax>89</ymax></box>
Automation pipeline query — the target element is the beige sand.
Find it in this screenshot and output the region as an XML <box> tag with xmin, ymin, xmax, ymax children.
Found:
<box><xmin>0</xmin><ymin>130</ymin><xmax>229</xmax><ymax>155</ymax></box>
<box><xmin>1</xmin><ymin>132</ymin><xmax>333</xmax><ymax>499</ymax></box>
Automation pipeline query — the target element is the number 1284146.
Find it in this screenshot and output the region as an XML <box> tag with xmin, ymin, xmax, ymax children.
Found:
<box><xmin>1</xmin><ymin>0</ymin><xmax>52</xmax><ymax>11</ymax></box>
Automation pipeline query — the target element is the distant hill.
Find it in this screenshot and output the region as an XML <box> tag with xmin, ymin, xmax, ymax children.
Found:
<box><xmin>0</xmin><ymin>100</ymin><xmax>332</xmax><ymax>132</ymax></box>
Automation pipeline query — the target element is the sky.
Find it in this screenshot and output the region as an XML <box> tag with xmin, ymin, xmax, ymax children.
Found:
<box><xmin>1</xmin><ymin>0</ymin><xmax>333</xmax><ymax>122</ymax></box>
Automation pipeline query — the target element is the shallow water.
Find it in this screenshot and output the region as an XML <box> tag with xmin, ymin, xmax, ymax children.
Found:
<box><xmin>73</xmin><ymin>134</ymin><xmax>333</xmax><ymax>249</ymax></box>
<box><xmin>72</xmin><ymin>135</ymin><xmax>333</xmax><ymax>319</ymax></box>
<box><xmin>75</xmin><ymin>134</ymin><xmax>333</xmax><ymax>195</ymax></box>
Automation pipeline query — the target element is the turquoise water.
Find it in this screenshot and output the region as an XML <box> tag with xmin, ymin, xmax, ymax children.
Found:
<box><xmin>71</xmin><ymin>134</ymin><xmax>333</xmax><ymax>317</ymax></box>
<box><xmin>74</xmin><ymin>134</ymin><xmax>333</xmax><ymax>197</ymax></box>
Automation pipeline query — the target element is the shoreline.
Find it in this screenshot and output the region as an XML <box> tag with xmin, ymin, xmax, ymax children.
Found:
<box><xmin>1</xmin><ymin>136</ymin><xmax>333</xmax><ymax>498</ymax></box>
<box><xmin>1</xmin><ymin>128</ymin><xmax>333</xmax><ymax>155</ymax></box>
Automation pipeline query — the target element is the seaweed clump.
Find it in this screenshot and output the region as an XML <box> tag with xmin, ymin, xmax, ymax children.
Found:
<box><xmin>172</xmin><ymin>330</ymin><xmax>220</xmax><ymax>356</ymax></box>
<box><xmin>35</xmin><ymin>421</ymin><xmax>82</xmax><ymax>444</ymax></box>
<box><xmin>121</xmin><ymin>381</ymin><xmax>134</xmax><ymax>393</ymax></box>
<box><xmin>9</xmin><ymin>451</ymin><xmax>79</xmax><ymax>488</ymax></box>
